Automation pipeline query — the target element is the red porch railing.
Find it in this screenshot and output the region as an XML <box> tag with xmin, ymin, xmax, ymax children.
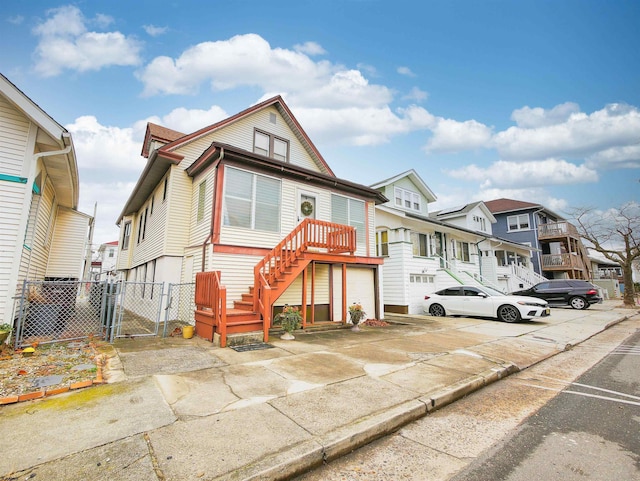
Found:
<box><xmin>254</xmin><ymin>218</ymin><xmax>356</xmax><ymax>286</ymax></box>
<box><xmin>195</xmin><ymin>219</ymin><xmax>356</xmax><ymax>347</ymax></box>
<box><xmin>194</xmin><ymin>271</ymin><xmax>227</xmax><ymax>345</ymax></box>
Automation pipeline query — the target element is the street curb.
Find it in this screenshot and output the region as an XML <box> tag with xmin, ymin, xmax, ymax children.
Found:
<box><xmin>227</xmin><ymin>363</ymin><xmax>519</xmax><ymax>480</ymax></box>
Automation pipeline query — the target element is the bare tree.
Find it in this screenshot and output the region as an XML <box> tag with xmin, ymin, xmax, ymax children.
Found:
<box><xmin>571</xmin><ymin>202</ymin><xmax>639</xmax><ymax>307</ymax></box>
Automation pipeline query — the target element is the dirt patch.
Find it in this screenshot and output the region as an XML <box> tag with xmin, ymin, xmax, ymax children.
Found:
<box><xmin>0</xmin><ymin>340</ymin><xmax>104</xmax><ymax>399</ymax></box>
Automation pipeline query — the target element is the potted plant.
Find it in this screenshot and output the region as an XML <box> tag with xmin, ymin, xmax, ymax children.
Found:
<box><xmin>348</xmin><ymin>303</ymin><xmax>366</xmax><ymax>331</ymax></box>
<box><xmin>275</xmin><ymin>305</ymin><xmax>302</xmax><ymax>340</ymax></box>
<box><xmin>0</xmin><ymin>323</ymin><xmax>13</xmax><ymax>344</ymax></box>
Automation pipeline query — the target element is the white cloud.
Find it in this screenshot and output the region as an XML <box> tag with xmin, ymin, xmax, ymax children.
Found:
<box><xmin>295</xmin><ymin>104</ymin><xmax>435</xmax><ymax>146</ymax></box>
<box><xmin>494</xmin><ymin>103</ymin><xmax>640</xmax><ymax>161</ymax></box>
<box><xmin>586</xmin><ymin>143</ymin><xmax>640</xmax><ymax>169</ymax></box>
<box><xmin>293</xmin><ymin>41</ymin><xmax>326</xmax><ymax>55</ymax></box>
<box><xmin>447</xmin><ymin>158</ymin><xmax>598</xmax><ymax>189</ymax></box>
<box><xmin>425</xmin><ymin>118</ymin><xmax>493</xmax><ymax>153</ymax></box>
<box><xmin>8</xmin><ymin>15</ymin><xmax>24</xmax><ymax>25</ymax></box>
<box><xmin>32</xmin><ymin>5</ymin><xmax>142</xmax><ymax>76</ymax></box>
<box><xmin>67</xmin><ymin>116</ymin><xmax>144</xmax><ymax>172</ymax></box>
<box><xmin>137</xmin><ymin>33</ymin><xmax>393</xmax><ymax>110</ymax></box>
<box><xmin>143</xmin><ymin>24</ymin><xmax>168</xmax><ymax>37</ymax></box>
<box><xmin>152</xmin><ymin>105</ymin><xmax>229</xmax><ymax>133</ymax></box>
<box><xmin>511</xmin><ymin>102</ymin><xmax>580</xmax><ymax>128</ymax></box>
<box><xmin>397</xmin><ymin>66</ymin><xmax>416</xmax><ymax>77</ymax></box>
<box><xmin>403</xmin><ymin>86</ymin><xmax>428</xmax><ymax>103</ymax></box>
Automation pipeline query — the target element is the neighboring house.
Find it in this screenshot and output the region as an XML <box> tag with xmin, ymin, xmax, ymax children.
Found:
<box><xmin>0</xmin><ymin>73</ymin><xmax>92</xmax><ymax>326</ymax></box>
<box><xmin>92</xmin><ymin>241</ymin><xmax>119</xmax><ymax>280</ymax></box>
<box><xmin>371</xmin><ymin>172</ymin><xmax>538</xmax><ymax>314</ymax></box>
<box><xmin>115</xmin><ymin>96</ymin><xmax>387</xmax><ymax>344</ymax></box>
<box><xmin>485</xmin><ymin>198</ymin><xmax>592</xmax><ymax>280</ymax></box>
<box><xmin>589</xmin><ymin>251</ymin><xmax>622</xmax><ymax>299</ymax></box>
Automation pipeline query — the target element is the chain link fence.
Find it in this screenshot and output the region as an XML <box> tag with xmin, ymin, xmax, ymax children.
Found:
<box><xmin>13</xmin><ymin>280</ymin><xmax>196</xmax><ymax>347</ymax></box>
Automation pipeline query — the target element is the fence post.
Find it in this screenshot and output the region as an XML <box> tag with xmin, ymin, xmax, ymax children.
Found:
<box><xmin>163</xmin><ymin>283</ymin><xmax>174</xmax><ymax>338</ymax></box>
<box><xmin>14</xmin><ymin>279</ymin><xmax>28</xmax><ymax>348</ymax></box>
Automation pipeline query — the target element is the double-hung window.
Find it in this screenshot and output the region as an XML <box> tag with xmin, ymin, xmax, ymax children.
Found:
<box><xmin>507</xmin><ymin>214</ymin><xmax>530</xmax><ymax>231</ymax></box>
<box><xmin>376</xmin><ymin>230</ymin><xmax>389</xmax><ymax>256</ymax></box>
<box><xmin>455</xmin><ymin>241</ymin><xmax>471</xmax><ymax>262</ymax></box>
<box><xmin>122</xmin><ymin>222</ymin><xmax>131</xmax><ymax>250</ymax></box>
<box><xmin>223</xmin><ymin>167</ymin><xmax>281</xmax><ymax>232</ymax></box>
<box><xmin>254</xmin><ymin>129</ymin><xmax>289</xmax><ymax>162</ymax></box>
<box><xmin>394</xmin><ymin>187</ymin><xmax>421</xmax><ymax>212</ymax></box>
<box><xmin>411</xmin><ymin>232</ymin><xmax>429</xmax><ymax>257</ymax></box>
<box><xmin>331</xmin><ymin>195</ymin><xmax>365</xmax><ymax>245</ymax></box>
<box><xmin>197</xmin><ymin>180</ymin><xmax>206</xmax><ymax>223</ymax></box>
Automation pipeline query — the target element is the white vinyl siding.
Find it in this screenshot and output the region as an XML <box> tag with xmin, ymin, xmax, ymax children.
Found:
<box><xmin>171</xmin><ymin>106</ymin><xmax>323</xmax><ymax>173</ymax></box>
<box><xmin>46</xmin><ymin>207</ymin><xmax>89</xmax><ymax>279</ymax></box>
<box><xmin>276</xmin><ymin>264</ymin><xmax>330</xmax><ymax>307</ymax></box>
<box><xmin>0</xmin><ymin>96</ymin><xmax>31</xmax><ymax>176</ymax></box>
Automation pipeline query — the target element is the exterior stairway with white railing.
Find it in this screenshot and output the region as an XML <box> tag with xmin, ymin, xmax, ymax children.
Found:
<box><xmin>507</xmin><ymin>263</ymin><xmax>547</xmax><ymax>292</ymax></box>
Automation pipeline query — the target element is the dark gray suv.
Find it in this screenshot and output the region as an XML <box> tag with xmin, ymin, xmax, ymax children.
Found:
<box><xmin>511</xmin><ymin>279</ymin><xmax>603</xmax><ymax>309</ymax></box>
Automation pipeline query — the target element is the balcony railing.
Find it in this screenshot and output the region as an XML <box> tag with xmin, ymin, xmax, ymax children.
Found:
<box><xmin>538</xmin><ymin>221</ymin><xmax>579</xmax><ymax>240</ymax></box>
<box><xmin>541</xmin><ymin>253</ymin><xmax>586</xmax><ymax>270</ymax></box>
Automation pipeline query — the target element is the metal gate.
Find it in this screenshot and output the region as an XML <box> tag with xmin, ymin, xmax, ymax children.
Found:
<box><xmin>13</xmin><ymin>280</ymin><xmax>195</xmax><ymax>347</ymax></box>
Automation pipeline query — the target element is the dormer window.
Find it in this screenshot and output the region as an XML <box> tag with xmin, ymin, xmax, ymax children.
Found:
<box><xmin>254</xmin><ymin>129</ymin><xmax>289</xmax><ymax>162</ymax></box>
<box><xmin>394</xmin><ymin>187</ymin><xmax>421</xmax><ymax>212</ymax></box>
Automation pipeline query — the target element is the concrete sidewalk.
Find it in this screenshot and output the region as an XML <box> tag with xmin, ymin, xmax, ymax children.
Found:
<box><xmin>0</xmin><ymin>301</ymin><xmax>633</xmax><ymax>481</ymax></box>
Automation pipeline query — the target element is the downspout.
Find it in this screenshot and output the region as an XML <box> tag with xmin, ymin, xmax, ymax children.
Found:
<box><xmin>25</xmin><ymin>141</ymin><xmax>73</xmax><ymax>279</ymax></box>
<box><xmin>201</xmin><ymin>147</ymin><xmax>224</xmax><ymax>272</ymax></box>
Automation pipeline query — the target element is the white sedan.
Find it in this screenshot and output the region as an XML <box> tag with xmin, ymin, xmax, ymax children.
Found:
<box><xmin>423</xmin><ymin>285</ymin><xmax>550</xmax><ymax>323</ymax></box>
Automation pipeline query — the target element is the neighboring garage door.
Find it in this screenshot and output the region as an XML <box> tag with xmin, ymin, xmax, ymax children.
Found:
<box><xmin>408</xmin><ymin>273</ymin><xmax>435</xmax><ymax>314</ymax></box>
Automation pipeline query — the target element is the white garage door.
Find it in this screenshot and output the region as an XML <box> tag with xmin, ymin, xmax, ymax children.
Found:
<box><xmin>408</xmin><ymin>273</ymin><xmax>435</xmax><ymax>314</ymax></box>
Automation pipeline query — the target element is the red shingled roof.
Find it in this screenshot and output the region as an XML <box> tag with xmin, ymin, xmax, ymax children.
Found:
<box><xmin>141</xmin><ymin>123</ymin><xmax>185</xmax><ymax>158</ymax></box>
<box><xmin>484</xmin><ymin>198</ymin><xmax>541</xmax><ymax>214</ymax></box>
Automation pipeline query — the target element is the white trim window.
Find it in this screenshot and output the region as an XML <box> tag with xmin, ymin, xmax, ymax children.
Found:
<box><xmin>455</xmin><ymin>240</ymin><xmax>471</xmax><ymax>262</ymax></box>
<box><xmin>394</xmin><ymin>187</ymin><xmax>421</xmax><ymax>212</ymax></box>
<box><xmin>254</xmin><ymin>129</ymin><xmax>289</xmax><ymax>162</ymax></box>
<box><xmin>410</xmin><ymin>274</ymin><xmax>434</xmax><ymax>283</ymax></box>
<box><xmin>507</xmin><ymin>213</ymin><xmax>530</xmax><ymax>231</ymax></box>
<box><xmin>223</xmin><ymin>167</ymin><xmax>281</xmax><ymax>232</ymax></box>
<box><xmin>331</xmin><ymin>194</ymin><xmax>365</xmax><ymax>245</ymax></box>
<box><xmin>197</xmin><ymin>180</ymin><xmax>206</xmax><ymax>223</ymax></box>
<box><xmin>376</xmin><ymin>230</ymin><xmax>389</xmax><ymax>256</ymax></box>
<box><xmin>411</xmin><ymin>232</ymin><xmax>429</xmax><ymax>257</ymax></box>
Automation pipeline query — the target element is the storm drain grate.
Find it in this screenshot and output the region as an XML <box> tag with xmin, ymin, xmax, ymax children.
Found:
<box><xmin>230</xmin><ymin>343</ymin><xmax>275</xmax><ymax>352</ymax></box>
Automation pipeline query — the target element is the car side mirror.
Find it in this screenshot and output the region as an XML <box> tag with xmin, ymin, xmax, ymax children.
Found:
<box><xmin>478</xmin><ymin>293</ymin><xmax>488</xmax><ymax>298</ymax></box>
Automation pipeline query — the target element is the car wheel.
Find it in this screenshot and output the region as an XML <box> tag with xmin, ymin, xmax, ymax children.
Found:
<box><xmin>569</xmin><ymin>296</ymin><xmax>587</xmax><ymax>310</ymax></box>
<box><xmin>497</xmin><ymin>304</ymin><xmax>521</xmax><ymax>323</ymax></box>
<box><xmin>429</xmin><ymin>304</ymin><xmax>446</xmax><ymax>317</ymax></box>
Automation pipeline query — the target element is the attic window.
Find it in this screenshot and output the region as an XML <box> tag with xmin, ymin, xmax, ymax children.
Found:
<box><xmin>269</xmin><ymin>113</ymin><xmax>277</xmax><ymax>124</ymax></box>
<box><xmin>254</xmin><ymin>129</ymin><xmax>289</xmax><ymax>162</ymax></box>
<box><xmin>394</xmin><ymin>187</ymin><xmax>421</xmax><ymax>213</ymax></box>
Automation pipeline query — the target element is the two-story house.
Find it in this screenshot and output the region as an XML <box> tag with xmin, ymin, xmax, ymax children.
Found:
<box><xmin>92</xmin><ymin>241</ymin><xmax>119</xmax><ymax>280</ymax></box>
<box><xmin>115</xmin><ymin>96</ymin><xmax>387</xmax><ymax>346</ymax></box>
<box><xmin>0</xmin><ymin>74</ymin><xmax>92</xmax><ymax>327</ymax></box>
<box><xmin>371</xmin><ymin>172</ymin><xmax>538</xmax><ymax>314</ymax></box>
<box><xmin>484</xmin><ymin>198</ymin><xmax>591</xmax><ymax>280</ymax></box>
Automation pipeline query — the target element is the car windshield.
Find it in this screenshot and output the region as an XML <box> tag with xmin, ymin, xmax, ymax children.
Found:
<box><xmin>479</xmin><ymin>286</ymin><xmax>506</xmax><ymax>297</ymax></box>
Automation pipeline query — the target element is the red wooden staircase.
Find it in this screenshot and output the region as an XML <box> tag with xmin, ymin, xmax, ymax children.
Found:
<box><xmin>194</xmin><ymin>219</ymin><xmax>356</xmax><ymax>347</ymax></box>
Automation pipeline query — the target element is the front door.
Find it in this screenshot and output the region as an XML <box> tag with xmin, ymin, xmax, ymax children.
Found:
<box><xmin>299</xmin><ymin>193</ymin><xmax>317</xmax><ymax>222</ymax></box>
<box><xmin>433</xmin><ymin>232</ymin><xmax>446</xmax><ymax>268</ymax></box>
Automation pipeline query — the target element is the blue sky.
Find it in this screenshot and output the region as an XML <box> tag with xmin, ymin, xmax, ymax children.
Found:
<box><xmin>2</xmin><ymin>1</ymin><xmax>639</xmax><ymax>246</ymax></box>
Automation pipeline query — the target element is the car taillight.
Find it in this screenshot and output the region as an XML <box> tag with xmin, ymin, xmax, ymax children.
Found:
<box><xmin>586</xmin><ymin>289</ymin><xmax>597</xmax><ymax>295</ymax></box>
<box><xmin>424</xmin><ymin>295</ymin><xmax>431</xmax><ymax>300</ymax></box>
